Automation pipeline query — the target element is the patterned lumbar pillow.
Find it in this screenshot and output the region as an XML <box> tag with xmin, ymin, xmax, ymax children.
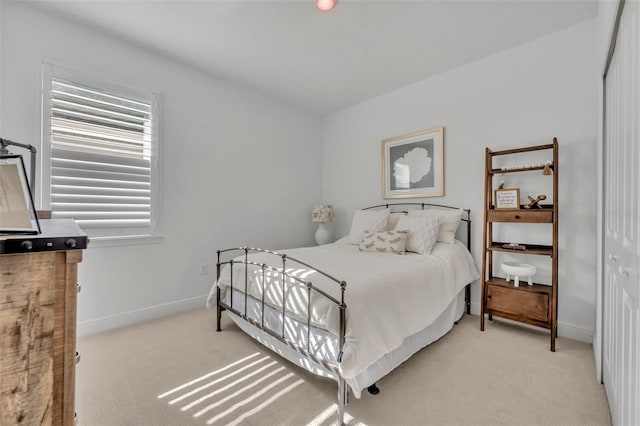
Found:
<box><xmin>358</xmin><ymin>230</ymin><xmax>408</xmax><ymax>255</ymax></box>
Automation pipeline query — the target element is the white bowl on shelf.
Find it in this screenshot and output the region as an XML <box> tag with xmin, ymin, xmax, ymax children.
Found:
<box><xmin>501</xmin><ymin>262</ymin><xmax>536</xmax><ymax>287</ymax></box>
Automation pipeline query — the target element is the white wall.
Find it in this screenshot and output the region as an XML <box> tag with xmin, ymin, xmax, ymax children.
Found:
<box><xmin>322</xmin><ymin>20</ymin><xmax>598</xmax><ymax>342</ymax></box>
<box><xmin>0</xmin><ymin>2</ymin><xmax>599</xmax><ymax>341</ymax></box>
<box><xmin>0</xmin><ymin>2</ymin><xmax>323</xmax><ymax>335</ymax></box>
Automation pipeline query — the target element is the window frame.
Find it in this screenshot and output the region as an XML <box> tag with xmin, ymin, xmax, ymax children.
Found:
<box><xmin>41</xmin><ymin>63</ymin><xmax>162</xmax><ymax>246</ymax></box>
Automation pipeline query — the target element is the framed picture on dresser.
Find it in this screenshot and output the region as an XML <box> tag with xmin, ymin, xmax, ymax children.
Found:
<box><xmin>0</xmin><ymin>155</ymin><xmax>40</xmax><ymax>234</ymax></box>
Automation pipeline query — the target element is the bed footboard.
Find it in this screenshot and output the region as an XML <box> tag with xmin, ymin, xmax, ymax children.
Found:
<box><xmin>215</xmin><ymin>247</ymin><xmax>348</xmax><ymax>425</ymax></box>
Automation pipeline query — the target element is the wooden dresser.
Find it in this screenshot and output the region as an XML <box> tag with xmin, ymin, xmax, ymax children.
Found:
<box><xmin>1</xmin><ymin>220</ymin><xmax>87</xmax><ymax>425</ymax></box>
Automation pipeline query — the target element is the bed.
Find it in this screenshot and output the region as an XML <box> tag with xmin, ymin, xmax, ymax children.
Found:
<box><xmin>206</xmin><ymin>203</ymin><xmax>479</xmax><ymax>425</ymax></box>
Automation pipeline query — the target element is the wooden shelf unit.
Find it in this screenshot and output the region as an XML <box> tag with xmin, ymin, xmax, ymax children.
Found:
<box><xmin>480</xmin><ymin>138</ymin><xmax>559</xmax><ymax>351</ymax></box>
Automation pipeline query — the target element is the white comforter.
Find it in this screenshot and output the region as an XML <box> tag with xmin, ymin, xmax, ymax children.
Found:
<box><xmin>207</xmin><ymin>240</ymin><xmax>479</xmax><ymax>379</ymax></box>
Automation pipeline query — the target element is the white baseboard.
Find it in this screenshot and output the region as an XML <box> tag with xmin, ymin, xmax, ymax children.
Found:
<box><xmin>77</xmin><ymin>295</ymin><xmax>207</xmax><ymax>337</ymax></box>
<box><xmin>557</xmin><ymin>322</ymin><xmax>593</xmax><ymax>343</ymax></box>
<box><xmin>78</xmin><ymin>297</ymin><xmax>593</xmax><ymax>343</ymax></box>
<box><xmin>469</xmin><ymin>301</ymin><xmax>592</xmax><ymax>343</ymax></box>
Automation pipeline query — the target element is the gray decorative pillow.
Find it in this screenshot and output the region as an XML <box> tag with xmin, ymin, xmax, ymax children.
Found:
<box><xmin>358</xmin><ymin>230</ymin><xmax>408</xmax><ymax>255</ymax></box>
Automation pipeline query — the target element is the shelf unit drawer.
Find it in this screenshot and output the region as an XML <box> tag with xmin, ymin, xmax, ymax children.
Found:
<box><xmin>486</xmin><ymin>283</ymin><xmax>550</xmax><ymax>323</ymax></box>
<box><xmin>487</xmin><ymin>209</ymin><xmax>553</xmax><ymax>223</ymax></box>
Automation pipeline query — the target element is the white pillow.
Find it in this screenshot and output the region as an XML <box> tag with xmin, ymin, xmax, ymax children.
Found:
<box><xmin>408</xmin><ymin>208</ymin><xmax>464</xmax><ymax>244</ymax></box>
<box><xmin>395</xmin><ymin>214</ymin><xmax>441</xmax><ymax>254</ymax></box>
<box><xmin>348</xmin><ymin>209</ymin><xmax>390</xmax><ymax>245</ymax></box>
<box><xmin>358</xmin><ymin>230</ymin><xmax>408</xmax><ymax>255</ymax></box>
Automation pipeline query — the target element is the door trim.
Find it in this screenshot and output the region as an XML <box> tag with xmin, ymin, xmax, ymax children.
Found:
<box><xmin>597</xmin><ymin>0</ymin><xmax>626</xmax><ymax>384</ymax></box>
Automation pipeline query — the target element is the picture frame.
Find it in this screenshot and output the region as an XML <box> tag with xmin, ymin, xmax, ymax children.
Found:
<box><xmin>0</xmin><ymin>155</ymin><xmax>41</xmax><ymax>234</ymax></box>
<box><xmin>382</xmin><ymin>127</ymin><xmax>444</xmax><ymax>199</ymax></box>
<box><xmin>495</xmin><ymin>187</ymin><xmax>520</xmax><ymax>210</ymax></box>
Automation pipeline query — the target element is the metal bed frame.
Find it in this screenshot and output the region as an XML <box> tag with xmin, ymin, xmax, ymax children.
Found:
<box><xmin>215</xmin><ymin>203</ymin><xmax>472</xmax><ymax>425</ymax></box>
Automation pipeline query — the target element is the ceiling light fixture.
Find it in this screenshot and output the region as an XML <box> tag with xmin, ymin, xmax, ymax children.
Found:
<box><xmin>316</xmin><ymin>0</ymin><xmax>336</xmax><ymax>12</ymax></box>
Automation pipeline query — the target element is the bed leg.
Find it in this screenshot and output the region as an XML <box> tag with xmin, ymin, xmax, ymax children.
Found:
<box><xmin>465</xmin><ymin>284</ymin><xmax>471</xmax><ymax>315</ymax></box>
<box><xmin>216</xmin><ymin>305</ymin><xmax>222</xmax><ymax>332</ymax></box>
<box><xmin>367</xmin><ymin>383</ymin><xmax>380</xmax><ymax>395</ymax></box>
<box><xmin>337</xmin><ymin>377</ymin><xmax>347</xmax><ymax>426</ymax></box>
<box><xmin>216</xmin><ymin>287</ymin><xmax>222</xmax><ymax>332</ymax></box>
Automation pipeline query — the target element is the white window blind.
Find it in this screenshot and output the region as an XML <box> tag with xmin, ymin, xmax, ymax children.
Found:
<box><xmin>43</xmin><ymin>66</ymin><xmax>159</xmax><ymax>241</ymax></box>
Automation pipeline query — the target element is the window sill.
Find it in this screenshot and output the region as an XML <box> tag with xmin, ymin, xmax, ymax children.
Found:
<box><xmin>86</xmin><ymin>234</ymin><xmax>163</xmax><ymax>248</ymax></box>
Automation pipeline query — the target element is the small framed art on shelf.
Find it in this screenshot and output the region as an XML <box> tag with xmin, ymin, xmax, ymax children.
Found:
<box><xmin>494</xmin><ymin>188</ymin><xmax>520</xmax><ymax>209</ymax></box>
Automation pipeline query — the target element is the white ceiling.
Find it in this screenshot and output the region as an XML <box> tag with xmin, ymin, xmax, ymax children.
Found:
<box><xmin>31</xmin><ymin>0</ymin><xmax>598</xmax><ymax>114</ymax></box>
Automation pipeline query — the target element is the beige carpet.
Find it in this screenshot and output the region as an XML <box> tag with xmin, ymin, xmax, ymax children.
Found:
<box><xmin>76</xmin><ymin>308</ymin><xmax>611</xmax><ymax>426</ymax></box>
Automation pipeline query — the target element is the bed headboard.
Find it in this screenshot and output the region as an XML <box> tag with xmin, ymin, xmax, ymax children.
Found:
<box><xmin>361</xmin><ymin>203</ymin><xmax>472</xmax><ymax>252</ymax></box>
<box><xmin>362</xmin><ymin>203</ymin><xmax>473</xmax><ymax>315</ymax></box>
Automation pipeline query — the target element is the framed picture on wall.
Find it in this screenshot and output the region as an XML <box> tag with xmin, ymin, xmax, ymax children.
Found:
<box><xmin>382</xmin><ymin>127</ymin><xmax>444</xmax><ymax>199</ymax></box>
<box><xmin>0</xmin><ymin>155</ymin><xmax>41</xmax><ymax>234</ymax></box>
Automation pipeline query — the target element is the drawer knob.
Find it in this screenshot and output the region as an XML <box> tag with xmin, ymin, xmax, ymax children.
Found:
<box><xmin>514</xmin><ymin>214</ymin><xmax>520</xmax><ymax>219</ymax></box>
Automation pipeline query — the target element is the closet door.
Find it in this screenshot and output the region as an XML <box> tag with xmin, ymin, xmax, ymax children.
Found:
<box><xmin>603</xmin><ymin>1</ymin><xmax>640</xmax><ymax>425</ymax></box>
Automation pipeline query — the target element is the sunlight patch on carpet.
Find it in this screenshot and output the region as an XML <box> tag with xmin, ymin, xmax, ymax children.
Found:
<box><xmin>157</xmin><ymin>352</ymin><xmax>261</xmax><ymax>399</ymax></box>
<box><xmin>205</xmin><ymin>375</ymin><xmax>304</xmax><ymax>425</ymax></box>
<box><xmin>179</xmin><ymin>360</ymin><xmax>278</xmax><ymax>411</ymax></box>
<box><xmin>169</xmin><ymin>356</ymin><xmax>272</xmax><ymax>405</ymax></box>
<box><xmin>193</xmin><ymin>367</ymin><xmax>289</xmax><ymax>417</ymax></box>
<box><xmin>305</xmin><ymin>404</ymin><xmax>367</xmax><ymax>426</ymax></box>
<box><xmin>157</xmin><ymin>351</ymin><xmax>306</xmax><ymax>425</ymax></box>
<box><xmin>223</xmin><ymin>379</ymin><xmax>305</xmax><ymax>426</ymax></box>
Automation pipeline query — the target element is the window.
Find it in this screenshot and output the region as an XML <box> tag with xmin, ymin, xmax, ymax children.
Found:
<box><xmin>42</xmin><ymin>64</ymin><xmax>160</xmax><ymax>242</ymax></box>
